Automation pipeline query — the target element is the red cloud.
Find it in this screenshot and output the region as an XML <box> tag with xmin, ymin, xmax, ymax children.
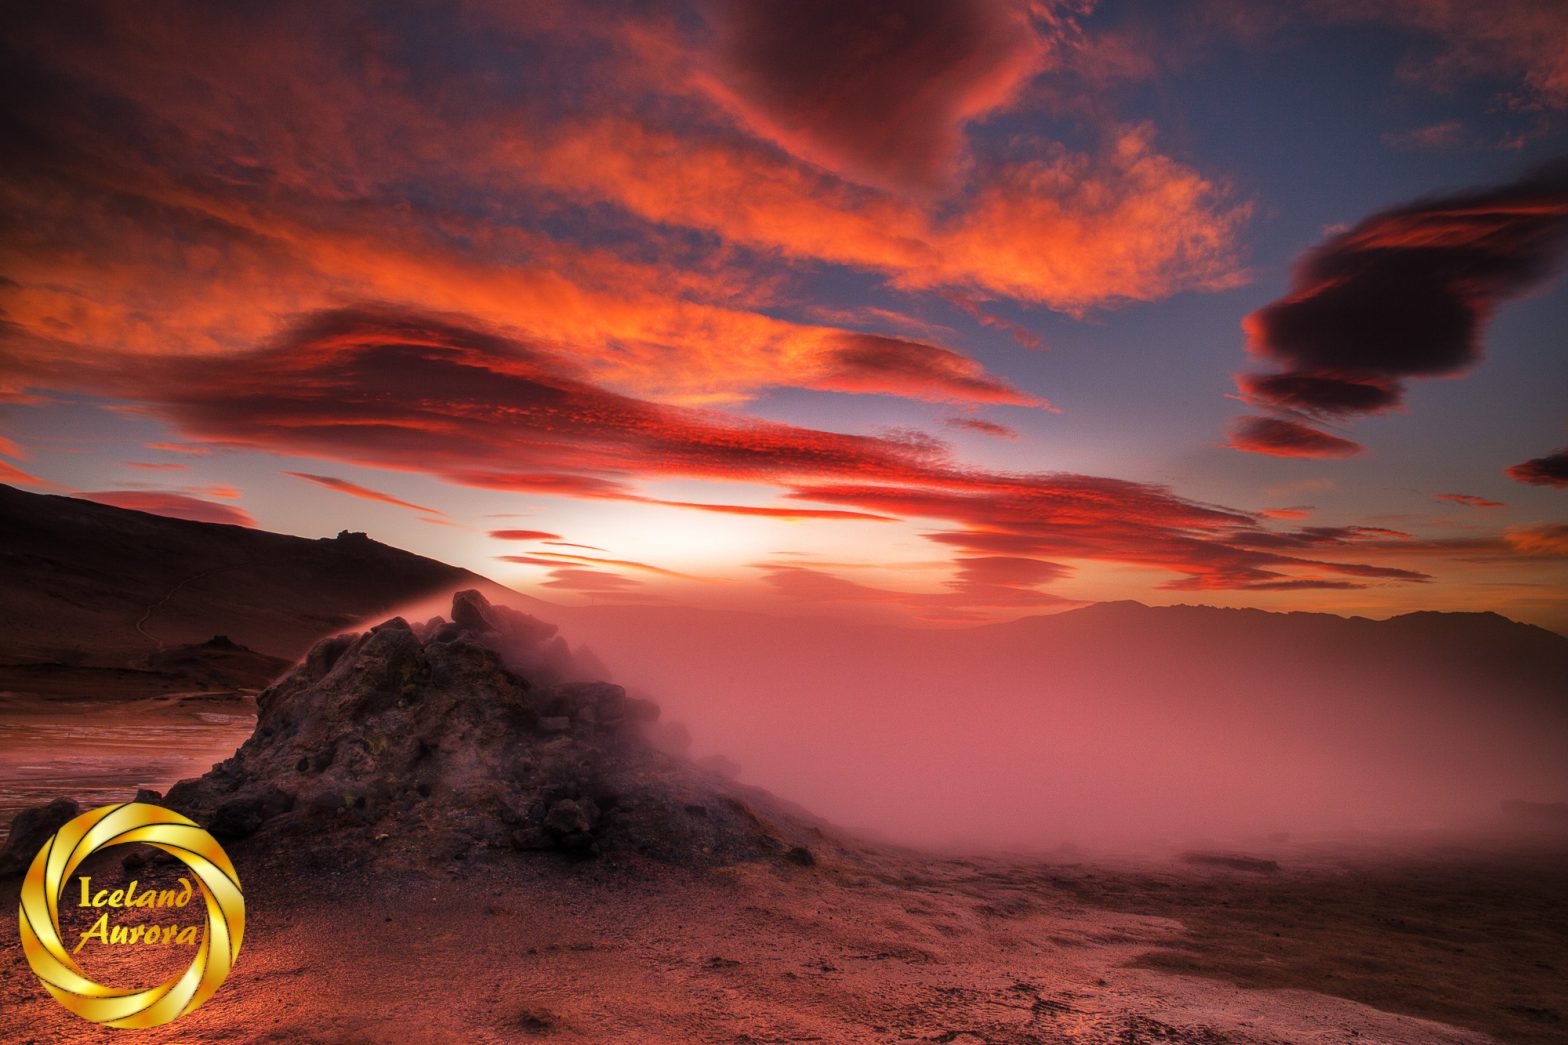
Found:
<box><xmin>640</xmin><ymin>500</ymin><xmax>896</xmax><ymax>522</ymax></box>
<box><xmin>1506</xmin><ymin>449</ymin><xmax>1568</xmax><ymax>488</ymax></box>
<box><xmin>513</xmin><ymin>551</ymin><xmax>694</xmax><ymax>580</ymax></box>
<box><xmin>488</xmin><ymin>530</ymin><xmax>563</xmax><ymax>542</ymax></box>
<box><xmin>0</xmin><ymin>460</ymin><xmax>47</xmax><ymax>487</ymax></box>
<box><xmin>95</xmin><ymin>306</ymin><xmax>1433</xmax><ymax>601</ymax></box>
<box><xmin>812</xmin><ymin>333</ymin><xmax>1044</xmax><ymax>406</ymax></box>
<box><xmin>81</xmin><ymin>490</ymin><xmax>255</xmax><ymax>527</ymax></box>
<box><xmin>943</xmin><ymin>417</ymin><xmax>1019</xmax><ymax>439</ymax></box>
<box><xmin>1225</xmin><ymin>417</ymin><xmax>1363</xmax><ymax>459</ymax></box>
<box><xmin>1259</xmin><ymin>506</ymin><xmax>1313</xmax><ymax>520</ymax></box>
<box><xmin>144</xmin><ymin>442</ymin><xmax>210</xmax><ymax>454</ymax></box>
<box><xmin>1435</xmin><ymin>493</ymin><xmax>1506</xmax><ymax>509</ymax></box>
<box><xmin>282</xmin><ymin>472</ymin><xmax>443</xmax><ymax>515</ymax></box>
<box><xmin>122</xmin><ymin>461</ymin><xmax>189</xmax><ymax>471</ymax></box>
<box><xmin>537</xmin><ymin>567</ymin><xmax>645</xmax><ymax>593</ymax></box>
<box><xmin>943</xmin><ymin>292</ymin><xmax>1047</xmax><ymax>350</ymax></box>
<box><xmin>704</xmin><ymin>0</ymin><xmax>1045</xmax><ymax>191</ymax></box>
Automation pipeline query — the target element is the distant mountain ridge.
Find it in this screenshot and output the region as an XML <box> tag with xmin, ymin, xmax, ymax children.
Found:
<box><xmin>2</xmin><ymin>481</ymin><xmax>1564</xmax><ymax>843</ymax></box>
<box><xmin>0</xmin><ymin>483</ymin><xmax>490</xmax><ymax>685</ymax></box>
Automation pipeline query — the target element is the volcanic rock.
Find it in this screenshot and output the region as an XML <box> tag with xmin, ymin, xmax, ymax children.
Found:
<box><xmin>162</xmin><ymin>591</ymin><xmax>815</xmax><ymax>867</ymax></box>
<box><xmin>0</xmin><ymin>797</ymin><xmax>80</xmax><ymax>877</ymax></box>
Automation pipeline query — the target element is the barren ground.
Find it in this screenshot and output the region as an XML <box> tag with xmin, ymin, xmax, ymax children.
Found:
<box><xmin>5</xmin><ymin>835</ymin><xmax>1563</xmax><ymax>1044</ymax></box>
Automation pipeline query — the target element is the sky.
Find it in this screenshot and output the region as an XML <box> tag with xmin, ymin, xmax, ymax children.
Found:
<box><xmin>1</xmin><ymin>0</ymin><xmax>1566</xmax><ymax>630</ymax></box>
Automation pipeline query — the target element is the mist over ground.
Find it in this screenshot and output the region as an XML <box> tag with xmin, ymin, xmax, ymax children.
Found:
<box><xmin>386</xmin><ymin>591</ymin><xmax>1568</xmax><ymax>853</ymax></box>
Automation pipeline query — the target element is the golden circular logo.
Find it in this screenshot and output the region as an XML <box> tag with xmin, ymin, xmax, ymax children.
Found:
<box><xmin>16</xmin><ymin>802</ymin><xmax>245</xmax><ymax>1028</ymax></box>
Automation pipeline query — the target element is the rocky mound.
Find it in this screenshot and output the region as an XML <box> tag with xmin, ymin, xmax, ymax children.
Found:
<box><xmin>158</xmin><ymin>591</ymin><xmax>820</xmax><ymax>867</ymax></box>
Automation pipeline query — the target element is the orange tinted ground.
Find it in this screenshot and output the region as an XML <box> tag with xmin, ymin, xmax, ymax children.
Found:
<box><xmin>6</xmin><ymin>838</ymin><xmax>1553</xmax><ymax>1044</ymax></box>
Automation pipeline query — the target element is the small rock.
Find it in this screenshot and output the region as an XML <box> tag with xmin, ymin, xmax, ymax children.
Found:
<box><xmin>543</xmin><ymin>798</ymin><xmax>599</xmax><ymax>852</ymax></box>
<box><xmin>784</xmin><ymin>846</ymin><xmax>816</xmax><ymax>866</ymax></box>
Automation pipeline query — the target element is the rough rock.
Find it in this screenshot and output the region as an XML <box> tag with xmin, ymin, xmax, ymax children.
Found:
<box><xmin>163</xmin><ymin>591</ymin><xmax>818</xmax><ymax>867</ymax></box>
<box><xmin>0</xmin><ymin>797</ymin><xmax>81</xmax><ymax>877</ymax></box>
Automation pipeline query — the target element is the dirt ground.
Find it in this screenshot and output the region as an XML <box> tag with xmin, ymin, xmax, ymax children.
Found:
<box><xmin>6</xmin><ymin>834</ymin><xmax>1561</xmax><ymax>1044</ymax></box>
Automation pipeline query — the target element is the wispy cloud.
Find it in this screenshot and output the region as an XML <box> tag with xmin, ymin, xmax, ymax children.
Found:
<box><xmin>282</xmin><ymin>472</ymin><xmax>443</xmax><ymax>515</ymax></box>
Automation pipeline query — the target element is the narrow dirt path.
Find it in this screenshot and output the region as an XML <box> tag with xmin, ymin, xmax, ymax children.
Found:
<box><xmin>133</xmin><ymin>563</ymin><xmax>246</xmax><ymax>651</ymax></box>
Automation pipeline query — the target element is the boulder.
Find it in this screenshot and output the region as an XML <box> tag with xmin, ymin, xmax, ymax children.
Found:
<box><xmin>450</xmin><ymin>588</ymin><xmax>497</xmax><ymax>632</ymax></box>
<box><xmin>0</xmin><ymin>798</ymin><xmax>81</xmax><ymax>877</ymax></box>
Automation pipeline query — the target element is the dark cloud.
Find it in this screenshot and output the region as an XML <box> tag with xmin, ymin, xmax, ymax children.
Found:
<box><xmin>1236</xmin><ymin>373</ymin><xmax>1401</xmax><ymax>418</ymax></box>
<box><xmin>708</xmin><ymin>0</ymin><xmax>1041</xmax><ymax>190</ymax></box>
<box><xmin>1225</xmin><ymin>416</ymin><xmax>1363</xmax><ymax>459</ymax></box>
<box><xmin>1232</xmin><ymin>164</ymin><xmax>1568</xmax><ymax>448</ymax></box>
<box><xmin>1507</xmin><ymin>448</ymin><xmax>1568</xmax><ymax>488</ymax></box>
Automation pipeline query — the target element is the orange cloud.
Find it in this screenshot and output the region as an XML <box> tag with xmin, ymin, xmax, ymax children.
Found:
<box><xmin>532</xmin><ymin>116</ymin><xmax>1249</xmax><ymax>313</ymax></box>
<box><xmin>0</xmin><ymin>0</ymin><xmax>1243</xmax><ymax>423</ymax></box>
<box><xmin>1505</xmin><ymin>524</ymin><xmax>1568</xmax><ymax>557</ymax></box>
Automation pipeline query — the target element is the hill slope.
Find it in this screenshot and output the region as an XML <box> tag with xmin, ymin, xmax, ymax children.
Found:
<box><xmin>0</xmin><ymin>483</ymin><xmax>492</xmax><ymax>694</ymax></box>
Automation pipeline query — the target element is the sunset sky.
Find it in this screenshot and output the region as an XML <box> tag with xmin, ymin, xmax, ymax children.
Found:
<box><xmin>2</xmin><ymin>1</ymin><xmax>1566</xmax><ymax>629</ymax></box>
